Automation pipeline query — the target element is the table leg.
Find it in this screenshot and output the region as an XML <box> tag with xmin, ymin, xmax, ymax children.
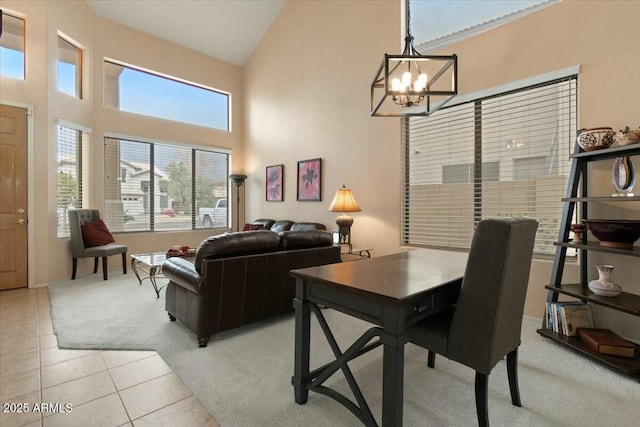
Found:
<box><xmin>131</xmin><ymin>259</ymin><xmax>143</xmax><ymax>285</ymax></box>
<box><xmin>149</xmin><ymin>266</ymin><xmax>160</xmax><ymax>298</ymax></box>
<box><xmin>381</xmin><ymin>332</ymin><xmax>407</xmax><ymax>426</ymax></box>
<box><xmin>292</xmin><ymin>279</ymin><xmax>310</xmax><ymax>404</ymax></box>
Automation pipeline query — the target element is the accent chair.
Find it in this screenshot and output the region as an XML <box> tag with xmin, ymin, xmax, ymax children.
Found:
<box><xmin>67</xmin><ymin>209</ymin><xmax>128</xmax><ymax>280</ymax></box>
<box><xmin>408</xmin><ymin>217</ymin><xmax>538</xmax><ymax>427</ymax></box>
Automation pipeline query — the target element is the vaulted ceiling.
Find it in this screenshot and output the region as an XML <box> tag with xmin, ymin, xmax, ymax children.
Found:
<box><xmin>85</xmin><ymin>0</ymin><xmax>287</xmax><ymax>66</ymax></box>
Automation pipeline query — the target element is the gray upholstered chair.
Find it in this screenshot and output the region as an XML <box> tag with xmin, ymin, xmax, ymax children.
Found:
<box><xmin>408</xmin><ymin>218</ymin><xmax>538</xmax><ymax>427</ymax></box>
<box><xmin>68</xmin><ymin>209</ymin><xmax>128</xmax><ymax>280</ymax></box>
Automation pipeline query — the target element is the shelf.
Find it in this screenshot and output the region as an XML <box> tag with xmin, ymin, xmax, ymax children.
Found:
<box><xmin>545</xmin><ymin>283</ymin><xmax>640</xmax><ymax>316</ymax></box>
<box><xmin>562</xmin><ymin>196</ymin><xmax>640</xmax><ymax>202</ymax></box>
<box><xmin>571</xmin><ymin>143</ymin><xmax>640</xmax><ymax>161</ymax></box>
<box><xmin>554</xmin><ymin>241</ymin><xmax>640</xmax><ymax>257</ymax></box>
<box><xmin>546</xmin><ymin>140</ymin><xmax>640</xmax><ymax>380</ymax></box>
<box><xmin>536</xmin><ymin>328</ymin><xmax>640</xmax><ymax>380</ymax></box>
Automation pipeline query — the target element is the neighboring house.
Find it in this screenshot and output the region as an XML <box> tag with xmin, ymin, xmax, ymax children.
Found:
<box><xmin>57</xmin><ymin>157</ymin><xmax>171</xmax><ymax>215</ymax></box>
<box><xmin>119</xmin><ymin>159</ymin><xmax>170</xmax><ymax>215</ymax></box>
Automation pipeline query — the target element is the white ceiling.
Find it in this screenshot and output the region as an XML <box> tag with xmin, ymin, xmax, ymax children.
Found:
<box><xmin>85</xmin><ymin>0</ymin><xmax>287</xmax><ymax>66</ymax></box>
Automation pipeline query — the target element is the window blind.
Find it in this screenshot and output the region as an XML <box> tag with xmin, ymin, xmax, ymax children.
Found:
<box><xmin>402</xmin><ymin>77</ymin><xmax>577</xmax><ymax>256</ymax></box>
<box><xmin>104</xmin><ymin>137</ymin><xmax>229</xmax><ymax>232</ymax></box>
<box><xmin>57</xmin><ymin>125</ymin><xmax>83</xmax><ymax>237</ymax></box>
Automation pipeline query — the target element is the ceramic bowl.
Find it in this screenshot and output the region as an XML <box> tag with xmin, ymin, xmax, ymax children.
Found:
<box><xmin>588</xmin><ymin>280</ymin><xmax>622</xmax><ymax>297</ymax></box>
<box><xmin>583</xmin><ymin>219</ymin><xmax>640</xmax><ymax>249</ymax></box>
<box><xmin>576</xmin><ymin>127</ymin><xmax>616</xmax><ymax>151</ymax></box>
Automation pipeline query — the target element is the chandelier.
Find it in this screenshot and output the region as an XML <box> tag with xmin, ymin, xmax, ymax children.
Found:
<box><xmin>370</xmin><ymin>0</ymin><xmax>458</xmax><ymax>117</ymax></box>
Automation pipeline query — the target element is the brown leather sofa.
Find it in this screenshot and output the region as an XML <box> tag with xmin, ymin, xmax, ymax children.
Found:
<box><xmin>163</xmin><ymin>229</ymin><xmax>340</xmax><ymax>347</ymax></box>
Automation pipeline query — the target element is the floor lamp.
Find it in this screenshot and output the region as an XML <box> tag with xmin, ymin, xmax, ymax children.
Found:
<box><xmin>230</xmin><ymin>174</ymin><xmax>247</xmax><ymax>232</ymax></box>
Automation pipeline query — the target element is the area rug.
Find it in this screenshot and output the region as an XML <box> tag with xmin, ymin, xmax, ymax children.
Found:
<box><xmin>48</xmin><ymin>274</ymin><xmax>640</xmax><ymax>426</ymax></box>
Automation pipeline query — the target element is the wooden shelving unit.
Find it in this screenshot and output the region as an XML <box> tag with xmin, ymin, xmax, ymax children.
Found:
<box><xmin>536</xmin><ymin>143</ymin><xmax>640</xmax><ymax>381</ymax></box>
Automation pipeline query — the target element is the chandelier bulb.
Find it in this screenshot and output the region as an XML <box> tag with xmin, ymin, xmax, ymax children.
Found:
<box><xmin>402</xmin><ymin>71</ymin><xmax>412</xmax><ymax>86</ymax></box>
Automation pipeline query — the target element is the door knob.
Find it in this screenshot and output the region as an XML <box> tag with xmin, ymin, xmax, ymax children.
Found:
<box><xmin>18</xmin><ymin>208</ymin><xmax>25</xmax><ymax>214</ymax></box>
<box><xmin>18</xmin><ymin>219</ymin><xmax>25</xmax><ymax>224</ymax></box>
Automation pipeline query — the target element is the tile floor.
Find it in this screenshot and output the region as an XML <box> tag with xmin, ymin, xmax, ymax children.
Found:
<box><xmin>0</xmin><ymin>287</ymin><xmax>220</xmax><ymax>427</ymax></box>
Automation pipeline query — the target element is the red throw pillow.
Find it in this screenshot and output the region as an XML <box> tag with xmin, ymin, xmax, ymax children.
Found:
<box><xmin>242</xmin><ymin>223</ymin><xmax>265</xmax><ymax>231</ymax></box>
<box><xmin>81</xmin><ymin>219</ymin><xmax>115</xmax><ymax>247</ymax></box>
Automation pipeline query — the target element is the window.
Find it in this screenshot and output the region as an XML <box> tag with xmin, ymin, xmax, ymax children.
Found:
<box><xmin>402</xmin><ymin>76</ymin><xmax>577</xmax><ymax>256</ymax></box>
<box><xmin>57</xmin><ymin>125</ymin><xmax>85</xmax><ymax>237</ymax></box>
<box><xmin>103</xmin><ymin>60</ymin><xmax>229</xmax><ymax>131</ymax></box>
<box><xmin>57</xmin><ymin>35</ymin><xmax>82</xmax><ymax>98</ymax></box>
<box><xmin>104</xmin><ymin>137</ymin><xmax>229</xmax><ymax>232</ymax></box>
<box><xmin>0</xmin><ymin>10</ymin><xmax>25</xmax><ymax>79</ymax></box>
<box><xmin>412</xmin><ymin>0</ymin><xmax>556</xmax><ymax>48</ymax></box>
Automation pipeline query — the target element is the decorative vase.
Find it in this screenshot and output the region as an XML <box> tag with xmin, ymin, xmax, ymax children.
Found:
<box><xmin>576</xmin><ymin>127</ymin><xmax>616</xmax><ymax>151</ymax></box>
<box><xmin>570</xmin><ymin>224</ymin><xmax>585</xmax><ymax>243</ymax></box>
<box><xmin>612</xmin><ymin>156</ymin><xmax>635</xmax><ymax>197</ymax></box>
<box><xmin>588</xmin><ymin>264</ymin><xmax>623</xmax><ymax>297</ymax></box>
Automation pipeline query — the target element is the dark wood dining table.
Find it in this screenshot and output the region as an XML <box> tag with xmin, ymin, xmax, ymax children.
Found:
<box><xmin>290</xmin><ymin>248</ymin><xmax>468</xmax><ymax>426</ymax></box>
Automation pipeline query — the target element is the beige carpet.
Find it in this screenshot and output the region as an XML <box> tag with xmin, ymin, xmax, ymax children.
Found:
<box><xmin>48</xmin><ymin>273</ymin><xmax>640</xmax><ymax>426</ymax></box>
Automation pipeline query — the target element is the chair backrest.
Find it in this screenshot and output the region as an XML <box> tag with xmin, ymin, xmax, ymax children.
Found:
<box><xmin>68</xmin><ymin>209</ymin><xmax>101</xmax><ymax>257</ymax></box>
<box><xmin>447</xmin><ymin>217</ymin><xmax>538</xmax><ymax>374</ymax></box>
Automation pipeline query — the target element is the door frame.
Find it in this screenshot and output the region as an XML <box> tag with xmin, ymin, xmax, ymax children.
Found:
<box><xmin>1</xmin><ymin>100</ymin><xmax>35</xmax><ymax>287</ymax></box>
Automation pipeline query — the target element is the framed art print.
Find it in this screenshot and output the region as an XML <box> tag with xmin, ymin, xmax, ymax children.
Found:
<box><xmin>297</xmin><ymin>158</ymin><xmax>321</xmax><ymax>201</ymax></box>
<box><xmin>266</xmin><ymin>164</ymin><xmax>284</xmax><ymax>202</ymax></box>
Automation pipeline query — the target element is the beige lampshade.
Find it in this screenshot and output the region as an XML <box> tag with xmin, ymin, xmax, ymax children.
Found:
<box><xmin>328</xmin><ymin>185</ymin><xmax>362</xmax><ymax>213</ymax></box>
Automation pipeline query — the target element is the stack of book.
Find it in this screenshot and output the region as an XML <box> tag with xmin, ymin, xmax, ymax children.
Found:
<box><xmin>578</xmin><ymin>328</ymin><xmax>636</xmax><ymax>358</ymax></box>
<box><xmin>544</xmin><ymin>301</ymin><xmax>594</xmax><ymax>336</ymax></box>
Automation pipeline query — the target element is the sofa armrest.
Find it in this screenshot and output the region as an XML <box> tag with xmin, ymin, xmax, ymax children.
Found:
<box><xmin>163</xmin><ymin>257</ymin><xmax>203</xmax><ymax>294</ymax></box>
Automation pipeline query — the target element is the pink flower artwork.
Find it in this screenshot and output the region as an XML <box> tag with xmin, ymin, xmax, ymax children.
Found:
<box><xmin>266</xmin><ymin>164</ymin><xmax>283</xmax><ymax>202</ymax></box>
<box><xmin>297</xmin><ymin>158</ymin><xmax>321</xmax><ymax>201</ymax></box>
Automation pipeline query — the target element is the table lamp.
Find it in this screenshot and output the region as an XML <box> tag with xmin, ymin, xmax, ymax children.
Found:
<box><xmin>328</xmin><ymin>185</ymin><xmax>361</xmax><ymax>246</ymax></box>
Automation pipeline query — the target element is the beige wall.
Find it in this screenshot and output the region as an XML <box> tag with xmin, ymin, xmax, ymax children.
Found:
<box><xmin>244</xmin><ymin>0</ymin><xmax>639</xmax><ymax>337</ymax></box>
<box><xmin>244</xmin><ymin>0</ymin><xmax>402</xmax><ymax>256</ymax></box>
<box><xmin>0</xmin><ymin>0</ymin><xmax>243</xmax><ymax>284</ymax></box>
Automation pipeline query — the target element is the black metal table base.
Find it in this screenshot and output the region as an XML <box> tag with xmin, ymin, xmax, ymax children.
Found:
<box><xmin>292</xmin><ymin>301</ymin><xmax>385</xmax><ymax>426</ymax></box>
<box><xmin>131</xmin><ymin>259</ymin><xmax>168</xmax><ymax>298</ymax></box>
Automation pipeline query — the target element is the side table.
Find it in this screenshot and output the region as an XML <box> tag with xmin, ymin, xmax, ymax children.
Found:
<box><xmin>339</xmin><ymin>244</ymin><xmax>371</xmax><ymax>261</ymax></box>
<box><xmin>130</xmin><ymin>252</ymin><xmax>194</xmax><ymax>298</ymax></box>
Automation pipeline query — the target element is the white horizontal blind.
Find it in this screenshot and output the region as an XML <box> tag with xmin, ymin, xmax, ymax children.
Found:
<box><xmin>56</xmin><ymin>125</ymin><xmax>83</xmax><ymax>237</ymax></box>
<box><xmin>402</xmin><ymin>77</ymin><xmax>577</xmax><ymax>256</ymax></box>
<box><xmin>104</xmin><ymin>137</ymin><xmax>229</xmax><ymax>232</ymax></box>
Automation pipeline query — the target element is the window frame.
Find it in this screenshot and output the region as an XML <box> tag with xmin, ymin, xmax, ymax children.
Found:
<box><xmin>56</xmin><ymin>123</ymin><xmax>86</xmax><ymax>238</ymax></box>
<box><xmin>103</xmin><ymin>135</ymin><xmax>231</xmax><ymax>233</ymax></box>
<box><xmin>103</xmin><ymin>58</ymin><xmax>231</xmax><ymax>131</ymax></box>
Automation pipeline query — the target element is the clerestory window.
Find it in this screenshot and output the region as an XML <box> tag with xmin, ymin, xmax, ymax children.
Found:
<box><xmin>0</xmin><ymin>10</ymin><xmax>25</xmax><ymax>79</ymax></box>
<box><xmin>103</xmin><ymin>60</ymin><xmax>230</xmax><ymax>131</ymax></box>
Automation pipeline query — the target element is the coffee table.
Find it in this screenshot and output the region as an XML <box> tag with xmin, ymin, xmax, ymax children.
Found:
<box><xmin>130</xmin><ymin>252</ymin><xmax>193</xmax><ymax>298</ymax></box>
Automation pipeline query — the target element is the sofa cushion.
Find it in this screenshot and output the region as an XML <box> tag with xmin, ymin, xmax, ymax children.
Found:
<box><xmin>290</xmin><ymin>222</ymin><xmax>326</xmax><ymax>231</ymax></box>
<box><xmin>270</xmin><ymin>220</ymin><xmax>294</xmax><ymax>233</ymax></box>
<box><xmin>278</xmin><ymin>230</ymin><xmax>333</xmax><ymax>250</ymax></box>
<box><xmin>195</xmin><ymin>230</ymin><xmax>280</xmax><ymax>273</ymax></box>
<box><xmin>81</xmin><ymin>219</ymin><xmax>115</xmax><ymax>247</ymax></box>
